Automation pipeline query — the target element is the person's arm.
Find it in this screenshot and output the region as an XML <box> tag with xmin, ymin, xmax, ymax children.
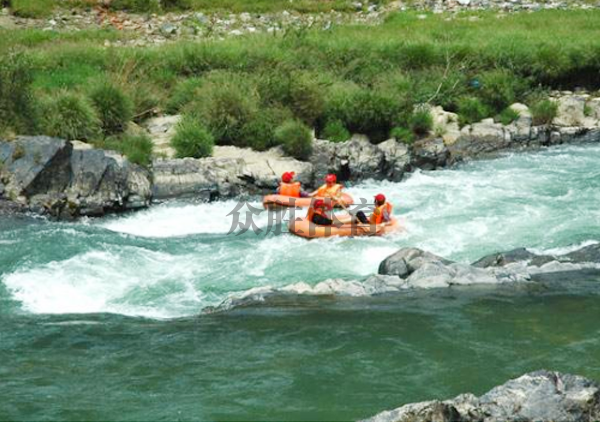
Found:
<box><xmin>382</xmin><ymin>206</ymin><xmax>391</xmax><ymax>222</ymax></box>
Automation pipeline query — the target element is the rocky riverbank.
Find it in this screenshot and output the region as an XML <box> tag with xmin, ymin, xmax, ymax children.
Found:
<box><xmin>1</xmin><ymin>92</ymin><xmax>600</xmax><ymax>218</ymax></box>
<box><xmin>361</xmin><ymin>370</ymin><xmax>600</xmax><ymax>422</ymax></box>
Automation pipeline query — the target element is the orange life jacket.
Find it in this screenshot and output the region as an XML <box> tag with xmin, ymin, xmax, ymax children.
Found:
<box><xmin>279</xmin><ymin>182</ymin><xmax>301</xmax><ymax>198</ymax></box>
<box><xmin>370</xmin><ymin>202</ymin><xmax>393</xmax><ymax>225</ymax></box>
<box><xmin>316</xmin><ymin>183</ymin><xmax>342</xmax><ymax>199</ymax></box>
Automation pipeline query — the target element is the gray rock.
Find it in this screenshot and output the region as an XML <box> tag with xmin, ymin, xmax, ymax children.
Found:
<box><xmin>0</xmin><ymin>137</ymin><xmax>152</xmax><ymax>218</ymax></box>
<box><xmin>362</xmin><ymin>370</ymin><xmax>600</xmax><ymax>422</ymax></box>
<box><xmin>410</xmin><ymin>137</ymin><xmax>449</xmax><ymax>170</ymax></box>
<box><xmin>448</xmin><ymin>119</ymin><xmax>509</xmax><ymax>163</ymax></box>
<box><xmin>160</xmin><ymin>22</ymin><xmax>178</xmax><ymax>36</ymax></box>
<box><xmin>553</xmin><ymin>96</ymin><xmax>585</xmax><ymax>127</ymax></box>
<box><xmin>377</xmin><ymin>139</ymin><xmax>410</xmax><ymax>182</ymax></box>
<box><xmin>379</xmin><ymin>248</ymin><xmax>454</xmax><ymax>278</ymax></box>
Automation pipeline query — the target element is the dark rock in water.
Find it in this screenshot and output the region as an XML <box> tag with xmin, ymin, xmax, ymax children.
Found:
<box><xmin>0</xmin><ymin>136</ymin><xmax>152</xmax><ymax>218</ymax></box>
<box><xmin>564</xmin><ymin>243</ymin><xmax>600</xmax><ymax>264</ymax></box>
<box><xmin>472</xmin><ymin>247</ymin><xmax>539</xmax><ymax>267</ymax></box>
<box><xmin>410</xmin><ymin>137</ymin><xmax>449</xmax><ymax>170</ymax></box>
<box><xmin>361</xmin><ymin>370</ymin><xmax>600</xmax><ymax>422</ymax></box>
<box><xmin>379</xmin><ymin>248</ymin><xmax>454</xmax><ymax>278</ymax></box>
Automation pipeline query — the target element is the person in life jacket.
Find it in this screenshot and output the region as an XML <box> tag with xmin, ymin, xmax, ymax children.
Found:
<box><xmin>309</xmin><ymin>174</ymin><xmax>344</xmax><ymax>204</ymax></box>
<box><xmin>307</xmin><ymin>199</ymin><xmax>334</xmax><ymax>226</ymax></box>
<box><xmin>355</xmin><ymin>193</ymin><xmax>393</xmax><ymax>225</ymax></box>
<box><xmin>277</xmin><ymin>172</ymin><xmax>308</xmax><ymax>198</ymax></box>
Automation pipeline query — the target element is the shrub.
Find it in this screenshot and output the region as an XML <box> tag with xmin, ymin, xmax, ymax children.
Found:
<box><xmin>0</xmin><ymin>52</ymin><xmax>35</xmax><ymax>136</ymax></box>
<box><xmin>11</xmin><ymin>0</ymin><xmax>55</xmax><ymax>18</ymax></box>
<box><xmin>322</xmin><ymin>120</ymin><xmax>351</xmax><ymax>143</ymax></box>
<box><xmin>185</xmin><ymin>71</ymin><xmax>259</xmax><ymax>146</ymax></box>
<box><xmin>288</xmin><ymin>73</ymin><xmax>326</xmax><ymax>126</ymax></box>
<box><xmin>478</xmin><ymin>70</ymin><xmax>529</xmax><ymax>113</ymax></box>
<box><xmin>390</xmin><ymin>127</ymin><xmax>415</xmax><ymax>145</ymax></box>
<box><xmin>239</xmin><ymin>107</ymin><xmax>292</xmax><ymax>151</ymax></box>
<box><xmin>171</xmin><ymin>117</ymin><xmax>214</xmax><ymax>158</ymax></box>
<box><xmin>166</xmin><ymin>77</ymin><xmax>204</xmax><ymax>114</ymax></box>
<box><xmin>457</xmin><ymin>97</ymin><xmax>490</xmax><ymax>126</ymax></box>
<box><xmin>409</xmin><ymin>107</ymin><xmax>433</xmax><ymax>137</ymax></box>
<box><xmin>275</xmin><ymin>120</ymin><xmax>313</xmax><ymax>161</ymax></box>
<box><xmin>38</xmin><ymin>91</ymin><xmax>100</xmax><ymax>141</ymax></box>
<box><xmin>531</xmin><ymin>99</ymin><xmax>558</xmax><ymax>126</ymax></box>
<box><xmin>89</xmin><ymin>83</ymin><xmax>134</xmax><ymax>135</ymax></box>
<box><xmin>101</xmin><ymin>134</ymin><xmax>154</xmax><ymax>167</ymax></box>
<box><xmin>496</xmin><ymin>107</ymin><xmax>520</xmax><ymax>126</ymax></box>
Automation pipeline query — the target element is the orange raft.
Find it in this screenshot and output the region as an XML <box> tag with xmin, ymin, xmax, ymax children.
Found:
<box><xmin>263</xmin><ymin>193</ymin><xmax>354</xmax><ymax>209</ymax></box>
<box><xmin>288</xmin><ymin>216</ymin><xmax>400</xmax><ymax>239</ymax></box>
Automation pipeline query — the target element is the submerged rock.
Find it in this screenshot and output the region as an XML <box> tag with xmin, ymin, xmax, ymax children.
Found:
<box><xmin>361</xmin><ymin>370</ymin><xmax>600</xmax><ymax>422</ymax></box>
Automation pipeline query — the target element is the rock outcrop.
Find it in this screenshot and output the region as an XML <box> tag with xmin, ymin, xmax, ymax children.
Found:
<box><xmin>361</xmin><ymin>370</ymin><xmax>600</xmax><ymax>422</ymax></box>
<box><xmin>0</xmin><ymin>136</ymin><xmax>151</xmax><ymax>218</ymax></box>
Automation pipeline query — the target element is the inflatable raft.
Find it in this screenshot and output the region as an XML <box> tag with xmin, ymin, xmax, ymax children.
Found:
<box><xmin>263</xmin><ymin>193</ymin><xmax>354</xmax><ymax>209</ymax></box>
<box><xmin>288</xmin><ymin>217</ymin><xmax>400</xmax><ymax>239</ymax></box>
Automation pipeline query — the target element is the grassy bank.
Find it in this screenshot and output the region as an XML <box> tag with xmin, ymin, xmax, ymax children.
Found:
<box><xmin>2</xmin><ymin>10</ymin><xmax>600</xmax><ymax>161</ymax></box>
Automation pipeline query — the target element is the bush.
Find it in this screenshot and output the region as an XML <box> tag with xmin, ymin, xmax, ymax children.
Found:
<box><xmin>38</xmin><ymin>91</ymin><xmax>100</xmax><ymax>141</ymax></box>
<box><xmin>496</xmin><ymin>107</ymin><xmax>520</xmax><ymax>126</ymax></box>
<box><xmin>89</xmin><ymin>83</ymin><xmax>134</xmax><ymax>135</ymax></box>
<box><xmin>239</xmin><ymin>107</ymin><xmax>293</xmax><ymax>151</ymax></box>
<box><xmin>322</xmin><ymin>120</ymin><xmax>351</xmax><ymax>143</ymax></box>
<box><xmin>531</xmin><ymin>99</ymin><xmax>558</xmax><ymax>126</ymax></box>
<box><xmin>457</xmin><ymin>97</ymin><xmax>490</xmax><ymax>126</ymax></box>
<box><xmin>166</xmin><ymin>77</ymin><xmax>203</xmax><ymax>114</ymax></box>
<box><xmin>101</xmin><ymin>134</ymin><xmax>153</xmax><ymax>167</ymax></box>
<box><xmin>288</xmin><ymin>73</ymin><xmax>326</xmax><ymax>126</ymax></box>
<box><xmin>171</xmin><ymin>117</ymin><xmax>214</xmax><ymax>158</ymax></box>
<box><xmin>478</xmin><ymin>70</ymin><xmax>529</xmax><ymax>113</ymax></box>
<box><xmin>185</xmin><ymin>71</ymin><xmax>259</xmax><ymax>146</ymax></box>
<box><xmin>0</xmin><ymin>52</ymin><xmax>35</xmax><ymax>136</ymax></box>
<box><xmin>409</xmin><ymin>107</ymin><xmax>433</xmax><ymax>137</ymax></box>
<box><xmin>390</xmin><ymin>127</ymin><xmax>415</xmax><ymax>145</ymax></box>
<box><xmin>275</xmin><ymin>120</ymin><xmax>313</xmax><ymax>161</ymax></box>
<box><xmin>11</xmin><ymin>0</ymin><xmax>55</xmax><ymax>18</ymax></box>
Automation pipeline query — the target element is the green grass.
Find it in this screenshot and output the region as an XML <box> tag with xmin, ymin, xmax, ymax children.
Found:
<box><xmin>3</xmin><ymin>10</ymin><xmax>600</xmax><ymax>149</ymax></box>
<box><xmin>10</xmin><ymin>0</ymin><xmax>56</xmax><ymax>18</ymax></box>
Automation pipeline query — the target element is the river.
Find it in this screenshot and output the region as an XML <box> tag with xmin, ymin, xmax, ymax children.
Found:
<box><xmin>1</xmin><ymin>143</ymin><xmax>600</xmax><ymax>420</ymax></box>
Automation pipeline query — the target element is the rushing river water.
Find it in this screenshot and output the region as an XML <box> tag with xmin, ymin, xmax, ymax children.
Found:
<box><xmin>2</xmin><ymin>143</ymin><xmax>600</xmax><ymax>421</ymax></box>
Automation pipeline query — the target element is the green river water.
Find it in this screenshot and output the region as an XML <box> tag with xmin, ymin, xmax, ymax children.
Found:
<box><xmin>2</xmin><ymin>143</ymin><xmax>600</xmax><ymax>421</ymax></box>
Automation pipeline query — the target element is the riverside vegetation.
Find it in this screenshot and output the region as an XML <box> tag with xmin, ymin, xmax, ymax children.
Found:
<box><xmin>1</xmin><ymin>5</ymin><xmax>600</xmax><ymax>166</ymax></box>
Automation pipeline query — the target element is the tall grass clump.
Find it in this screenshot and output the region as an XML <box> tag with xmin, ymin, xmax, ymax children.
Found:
<box><xmin>409</xmin><ymin>107</ymin><xmax>433</xmax><ymax>137</ymax></box>
<box><xmin>166</xmin><ymin>77</ymin><xmax>204</xmax><ymax>114</ymax></box>
<box><xmin>390</xmin><ymin>127</ymin><xmax>415</xmax><ymax>145</ymax></box>
<box><xmin>0</xmin><ymin>52</ymin><xmax>35</xmax><ymax>136</ymax></box>
<box><xmin>496</xmin><ymin>107</ymin><xmax>520</xmax><ymax>125</ymax></box>
<box><xmin>275</xmin><ymin>120</ymin><xmax>313</xmax><ymax>161</ymax></box>
<box><xmin>457</xmin><ymin>97</ymin><xmax>490</xmax><ymax>126</ymax></box>
<box><xmin>288</xmin><ymin>73</ymin><xmax>326</xmax><ymax>126</ymax></box>
<box><xmin>100</xmin><ymin>133</ymin><xmax>154</xmax><ymax>167</ymax></box>
<box><xmin>321</xmin><ymin>120</ymin><xmax>351</xmax><ymax>143</ymax></box>
<box><xmin>89</xmin><ymin>83</ymin><xmax>134</xmax><ymax>135</ymax></box>
<box><xmin>38</xmin><ymin>91</ymin><xmax>100</xmax><ymax>141</ymax></box>
<box><xmin>171</xmin><ymin>116</ymin><xmax>214</xmax><ymax>158</ymax></box>
<box><xmin>109</xmin><ymin>0</ymin><xmax>160</xmax><ymax>13</ymax></box>
<box><xmin>239</xmin><ymin>107</ymin><xmax>292</xmax><ymax>151</ymax></box>
<box><xmin>531</xmin><ymin>99</ymin><xmax>558</xmax><ymax>125</ymax></box>
<box><xmin>478</xmin><ymin>70</ymin><xmax>530</xmax><ymax>113</ymax></box>
<box><xmin>11</xmin><ymin>0</ymin><xmax>55</xmax><ymax>18</ymax></box>
<box><xmin>184</xmin><ymin>71</ymin><xmax>259</xmax><ymax>146</ymax></box>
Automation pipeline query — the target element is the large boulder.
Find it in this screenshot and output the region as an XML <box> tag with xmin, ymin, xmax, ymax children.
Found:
<box><xmin>430</xmin><ymin>105</ymin><xmax>461</xmax><ymax>145</ymax></box>
<box><xmin>410</xmin><ymin>137</ymin><xmax>449</xmax><ymax>170</ymax></box>
<box><xmin>361</xmin><ymin>371</ymin><xmax>600</xmax><ymax>422</ymax></box>
<box><xmin>0</xmin><ymin>136</ymin><xmax>152</xmax><ymax>218</ymax></box>
<box><xmin>310</xmin><ymin>135</ymin><xmax>385</xmax><ymax>182</ymax></box>
<box><xmin>152</xmin><ymin>157</ymin><xmax>246</xmax><ymax>200</ymax></box>
<box><xmin>553</xmin><ymin>95</ymin><xmax>586</xmax><ymax>127</ymax></box>
<box><xmin>447</xmin><ymin>119</ymin><xmax>510</xmax><ymax>163</ymax></box>
<box><xmin>377</xmin><ymin>139</ymin><xmax>410</xmax><ymax>182</ymax></box>
<box><xmin>505</xmin><ymin>103</ymin><xmax>533</xmax><ymax>143</ymax></box>
<box><xmin>213</xmin><ymin>145</ymin><xmax>314</xmax><ymax>189</ymax></box>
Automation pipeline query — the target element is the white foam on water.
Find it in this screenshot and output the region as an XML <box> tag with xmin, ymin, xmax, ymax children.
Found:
<box><xmin>100</xmin><ymin>200</ymin><xmax>271</xmax><ymax>238</ymax></box>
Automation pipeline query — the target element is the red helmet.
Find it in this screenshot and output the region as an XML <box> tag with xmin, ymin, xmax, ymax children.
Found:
<box><xmin>281</xmin><ymin>172</ymin><xmax>295</xmax><ymax>183</ymax></box>
<box><xmin>375</xmin><ymin>193</ymin><xmax>386</xmax><ymax>203</ymax></box>
<box><xmin>314</xmin><ymin>199</ymin><xmax>332</xmax><ymax>209</ymax></box>
<box><xmin>325</xmin><ymin>174</ymin><xmax>337</xmax><ymax>183</ymax></box>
